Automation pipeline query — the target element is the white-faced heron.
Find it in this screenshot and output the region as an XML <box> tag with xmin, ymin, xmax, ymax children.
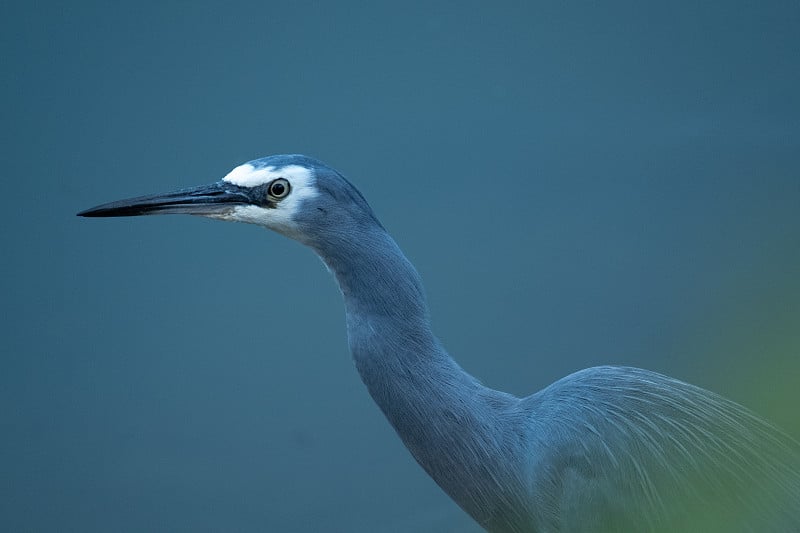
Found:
<box><xmin>79</xmin><ymin>154</ymin><xmax>800</xmax><ymax>532</ymax></box>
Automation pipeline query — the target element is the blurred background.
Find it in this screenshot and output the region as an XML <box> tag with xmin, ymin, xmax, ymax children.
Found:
<box><xmin>2</xmin><ymin>1</ymin><xmax>799</xmax><ymax>531</ymax></box>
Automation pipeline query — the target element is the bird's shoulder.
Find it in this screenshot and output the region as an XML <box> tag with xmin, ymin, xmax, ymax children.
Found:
<box><xmin>516</xmin><ymin>365</ymin><xmax>800</xmax><ymax>531</ymax></box>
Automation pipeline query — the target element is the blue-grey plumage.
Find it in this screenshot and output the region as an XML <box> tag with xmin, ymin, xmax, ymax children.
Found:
<box><xmin>79</xmin><ymin>154</ymin><xmax>800</xmax><ymax>532</ymax></box>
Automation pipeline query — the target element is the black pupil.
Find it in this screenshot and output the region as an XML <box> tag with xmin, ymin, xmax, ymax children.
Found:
<box><xmin>271</xmin><ymin>181</ymin><xmax>286</xmax><ymax>196</ymax></box>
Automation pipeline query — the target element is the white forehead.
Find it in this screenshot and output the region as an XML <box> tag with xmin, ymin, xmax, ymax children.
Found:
<box><xmin>222</xmin><ymin>163</ymin><xmax>312</xmax><ymax>188</ymax></box>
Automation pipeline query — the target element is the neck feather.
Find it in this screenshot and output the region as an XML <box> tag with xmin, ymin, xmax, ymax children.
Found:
<box><xmin>310</xmin><ymin>224</ymin><xmax>528</xmax><ymax>527</ymax></box>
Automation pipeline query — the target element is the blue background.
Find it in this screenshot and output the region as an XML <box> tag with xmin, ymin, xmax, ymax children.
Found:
<box><xmin>2</xmin><ymin>1</ymin><xmax>799</xmax><ymax>531</ymax></box>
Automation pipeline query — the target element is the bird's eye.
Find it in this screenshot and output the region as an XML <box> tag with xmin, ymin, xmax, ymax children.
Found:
<box><xmin>268</xmin><ymin>178</ymin><xmax>290</xmax><ymax>199</ymax></box>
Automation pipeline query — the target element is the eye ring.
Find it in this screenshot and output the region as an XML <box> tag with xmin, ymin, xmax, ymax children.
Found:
<box><xmin>268</xmin><ymin>178</ymin><xmax>290</xmax><ymax>199</ymax></box>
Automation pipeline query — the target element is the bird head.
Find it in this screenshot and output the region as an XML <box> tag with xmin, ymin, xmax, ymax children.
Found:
<box><xmin>78</xmin><ymin>154</ymin><xmax>381</xmax><ymax>245</ymax></box>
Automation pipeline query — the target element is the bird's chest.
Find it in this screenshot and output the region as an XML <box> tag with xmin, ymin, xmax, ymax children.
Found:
<box><xmin>387</xmin><ymin>408</ymin><xmax>533</xmax><ymax>532</ymax></box>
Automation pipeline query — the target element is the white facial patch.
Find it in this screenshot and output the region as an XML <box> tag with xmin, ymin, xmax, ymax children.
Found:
<box><xmin>222</xmin><ymin>163</ymin><xmax>309</xmax><ymax>188</ymax></box>
<box><xmin>218</xmin><ymin>162</ymin><xmax>319</xmax><ymax>239</ymax></box>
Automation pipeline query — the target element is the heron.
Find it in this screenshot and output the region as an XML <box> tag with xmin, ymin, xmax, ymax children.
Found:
<box><xmin>79</xmin><ymin>154</ymin><xmax>800</xmax><ymax>532</ymax></box>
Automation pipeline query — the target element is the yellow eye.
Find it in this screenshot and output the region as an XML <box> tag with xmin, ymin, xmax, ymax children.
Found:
<box><xmin>268</xmin><ymin>178</ymin><xmax>290</xmax><ymax>199</ymax></box>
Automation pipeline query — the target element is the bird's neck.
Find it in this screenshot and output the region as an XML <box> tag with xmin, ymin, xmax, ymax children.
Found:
<box><xmin>312</xmin><ymin>226</ymin><xmax>527</xmax><ymax>526</ymax></box>
<box><xmin>312</xmin><ymin>227</ymin><xmax>446</xmax><ymax>381</ymax></box>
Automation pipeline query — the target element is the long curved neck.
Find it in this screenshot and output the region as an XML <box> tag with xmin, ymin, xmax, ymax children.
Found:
<box><xmin>310</xmin><ymin>224</ymin><xmax>461</xmax><ymax>383</ymax></box>
<box><xmin>310</xmin><ymin>224</ymin><xmax>528</xmax><ymax>528</ymax></box>
<box><xmin>312</xmin><ymin>227</ymin><xmax>450</xmax><ymax>380</ymax></box>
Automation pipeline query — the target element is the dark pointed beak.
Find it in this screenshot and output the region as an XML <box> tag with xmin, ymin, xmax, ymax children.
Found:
<box><xmin>77</xmin><ymin>182</ymin><xmax>253</xmax><ymax>217</ymax></box>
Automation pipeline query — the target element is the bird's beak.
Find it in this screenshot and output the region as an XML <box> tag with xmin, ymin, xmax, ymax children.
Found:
<box><xmin>77</xmin><ymin>182</ymin><xmax>252</xmax><ymax>218</ymax></box>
